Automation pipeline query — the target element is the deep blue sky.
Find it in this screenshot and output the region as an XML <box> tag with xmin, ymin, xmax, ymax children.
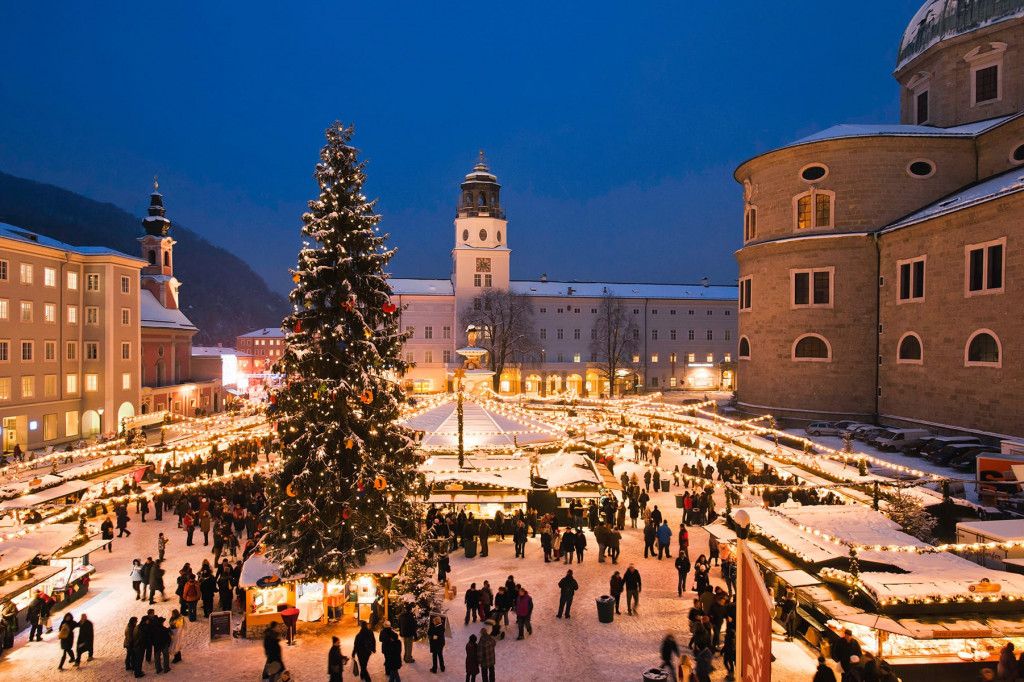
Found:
<box><xmin>0</xmin><ymin>1</ymin><xmax>923</xmax><ymax>295</ymax></box>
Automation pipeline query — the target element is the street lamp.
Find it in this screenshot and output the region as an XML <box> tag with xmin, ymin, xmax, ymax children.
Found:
<box><xmin>97</xmin><ymin>408</ymin><xmax>105</xmax><ymax>437</ymax></box>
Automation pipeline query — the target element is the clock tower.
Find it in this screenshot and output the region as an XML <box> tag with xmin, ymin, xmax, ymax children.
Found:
<box><xmin>452</xmin><ymin>152</ymin><xmax>511</xmax><ymax>315</ymax></box>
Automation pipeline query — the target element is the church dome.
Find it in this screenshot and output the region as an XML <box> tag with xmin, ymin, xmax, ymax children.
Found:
<box><xmin>898</xmin><ymin>0</ymin><xmax>1024</xmax><ymax>69</ymax></box>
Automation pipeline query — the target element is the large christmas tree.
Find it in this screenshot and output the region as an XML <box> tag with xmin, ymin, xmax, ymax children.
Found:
<box><xmin>265</xmin><ymin>122</ymin><xmax>419</xmax><ymax>580</ymax></box>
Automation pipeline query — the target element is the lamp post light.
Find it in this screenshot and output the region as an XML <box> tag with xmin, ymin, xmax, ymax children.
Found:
<box><xmin>97</xmin><ymin>408</ymin><xmax>105</xmax><ymax>438</ymax></box>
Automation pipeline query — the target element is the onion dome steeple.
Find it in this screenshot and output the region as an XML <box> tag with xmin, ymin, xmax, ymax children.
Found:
<box><xmin>143</xmin><ymin>176</ymin><xmax>172</xmax><ymax>236</ymax></box>
<box><xmin>458</xmin><ymin>150</ymin><xmax>503</xmax><ymax>219</ymax></box>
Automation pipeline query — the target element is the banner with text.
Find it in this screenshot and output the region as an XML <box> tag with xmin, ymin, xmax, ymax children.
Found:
<box><xmin>739</xmin><ymin>542</ymin><xmax>773</xmax><ymax>682</ymax></box>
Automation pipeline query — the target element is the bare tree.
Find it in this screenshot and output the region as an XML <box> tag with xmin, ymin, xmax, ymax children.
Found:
<box><xmin>462</xmin><ymin>289</ymin><xmax>540</xmax><ymax>391</ymax></box>
<box><xmin>589</xmin><ymin>291</ymin><xmax>639</xmax><ymax>397</ymax></box>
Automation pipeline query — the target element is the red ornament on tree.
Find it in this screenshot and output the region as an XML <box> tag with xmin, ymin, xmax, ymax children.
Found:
<box><xmin>382</xmin><ymin>302</ymin><xmax>397</xmax><ymax>314</ymax></box>
<box><xmin>293</xmin><ymin>320</ymin><xmax>303</xmax><ymax>333</ymax></box>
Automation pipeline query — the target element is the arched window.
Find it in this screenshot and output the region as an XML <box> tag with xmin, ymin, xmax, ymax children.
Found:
<box><xmin>897</xmin><ymin>333</ymin><xmax>923</xmax><ymax>364</ymax></box>
<box><xmin>792</xmin><ymin>334</ymin><xmax>831</xmax><ymax>362</ymax></box>
<box><xmin>148</xmin><ymin>250</ymin><xmax>156</xmax><ymax>265</ymax></box>
<box><xmin>163</xmin><ymin>251</ymin><xmax>170</xmax><ymax>267</ymax></box>
<box><xmin>738</xmin><ymin>336</ymin><xmax>751</xmax><ymax>359</ymax></box>
<box><xmin>463</xmin><ymin>191</ymin><xmax>473</xmax><ymax>206</ymax></box>
<box><xmin>965</xmin><ymin>329</ymin><xmax>1001</xmax><ymax>367</ymax></box>
<box><xmin>478</xmin><ymin>192</ymin><xmax>487</xmax><ymax>207</ymax></box>
<box><xmin>744</xmin><ymin>205</ymin><xmax>757</xmax><ymax>241</ymax></box>
<box><xmin>794</xmin><ymin>190</ymin><xmax>834</xmax><ymax>230</ymax></box>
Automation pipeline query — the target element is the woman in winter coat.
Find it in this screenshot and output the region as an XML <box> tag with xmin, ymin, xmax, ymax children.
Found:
<box><xmin>465</xmin><ymin>634</ymin><xmax>480</xmax><ymax>682</ymax></box>
<box><xmin>124</xmin><ymin>616</ymin><xmax>137</xmax><ymax>672</ymax></box>
<box><xmin>168</xmin><ymin>609</ymin><xmax>186</xmax><ymax>663</ymax></box>
<box><xmin>478</xmin><ymin>629</ymin><xmax>496</xmax><ymax>680</ymax></box>
<box><xmin>609</xmin><ymin>571</ymin><xmax>625</xmax><ymax>615</ymax></box>
<box><xmin>428</xmin><ymin>615</ymin><xmax>446</xmax><ymax>673</ymax></box>
<box><xmin>328</xmin><ymin>636</ymin><xmax>347</xmax><ymax>682</ymax></box>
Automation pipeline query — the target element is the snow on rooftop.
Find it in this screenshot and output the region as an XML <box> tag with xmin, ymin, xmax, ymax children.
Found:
<box><xmin>238</xmin><ymin>327</ymin><xmax>286</xmax><ymax>338</ymax></box>
<box><xmin>424</xmin><ymin>452</ymin><xmax>601</xmax><ymax>492</ymax></box>
<box><xmin>388</xmin><ymin>278</ymin><xmax>455</xmax><ymax>296</ymax></box>
<box><xmin>403</xmin><ymin>397</ymin><xmax>559</xmax><ymax>449</ymax></box>
<box><xmin>885</xmin><ymin>165</ymin><xmax>1024</xmax><ymax>231</ymax></box>
<box><xmin>0</xmin><ymin>222</ymin><xmax>142</xmax><ymax>261</ymax></box>
<box><xmin>790</xmin><ymin>116</ymin><xmax>1011</xmax><ymax>147</ymax></box>
<box><xmin>140</xmin><ymin>289</ymin><xmax>197</xmax><ymax>331</ymax></box>
<box><xmin>510</xmin><ymin>280</ymin><xmax>737</xmax><ymax>301</ymax></box>
<box><xmin>192</xmin><ymin>346</ymin><xmax>241</xmax><ymax>357</ymax></box>
<box><xmin>898</xmin><ymin>0</ymin><xmax>1024</xmax><ymax>70</ymax></box>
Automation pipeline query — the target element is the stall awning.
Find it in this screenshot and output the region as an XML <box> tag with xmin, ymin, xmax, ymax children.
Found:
<box><xmin>240</xmin><ymin>553</ymin><xmax>287</xmax><ymax>588</ymax></box>
<box><xmin>53</xmin><ymin>538</ymin><xmax>113</xmax><ymax>560</ymax></box>
<box><xmin>427</xmin><ymin>493</ymin><xmax>528</xmax><ymax>504</ymax></box>
<box><xmin>0</xmin><ymin>564</ymin><xmax>63</xmax><ymax>603</ymax></box>
<box><xmin>358</xmin><ymin>546</ymin><xmax>409</xmax><ymax>575</ymax></box>
<box><xmin>555</xmin><ymin>489</ymin><xmax>602</xmax><ymax>499</ymax></box>
<box><xmin>0</xmin><ymin>547</ymin><xmax>41</xmax><ymax>576</ymax></box>
<box><xmin>595</xmin><ymin>463</ymin><xmax>622</xmax><ymax>491</ymax></box>
<box><xmin>776</xmin><ymin>569</ymin><xmax>823</xmax><ymax>589</ymax></box>
<box><xmin>0</xmin><ymin>480</ymin><xmax>92</xmax><ymax>510</ymax></box>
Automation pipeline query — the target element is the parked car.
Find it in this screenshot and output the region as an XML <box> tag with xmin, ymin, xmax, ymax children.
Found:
<box><xmin>866</xmin><ymin>428</ymin><xmax>900</xmax><ymax>448</ymax></box>
<box><xmin>932</xmin><ymin>443</ymin><xmax>988</xmax><ymax>466</ymax></box>
<box><xmin>805</xmin><ymin>421</ymin><xmax>841</xmax><ymax>436</ymax></box>
<box><xmin>841</xmin><ymin>423</ymin><xmax>874</xmax><ymax>439</ymax></box>
<box><xmin>875</xmin><ymin>428</ymin><xmax>932</xmax><ymax>451</ymax></box>
<box><xmin>854</xmin><ymin>426</ymin><xmax>888</xmax><ymax>443</ymax></box>
<box><xmin>831</xmin><ymin>420</ymin><xmax>863</xmax><ymax>431</ymax></box>
<box><xmin>919</xmin><ymin>436</ymin><xmax>982</xmax><ymax>459</ymax></box>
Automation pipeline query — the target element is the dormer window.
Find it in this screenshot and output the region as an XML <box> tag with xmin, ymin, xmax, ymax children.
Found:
<box><xmin>966</xmin><ymin>43</ymin><xmax>1006</xmax><ymax>107</ymax></box>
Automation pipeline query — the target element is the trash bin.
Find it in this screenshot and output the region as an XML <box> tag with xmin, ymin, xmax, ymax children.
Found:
<box><xmin>661</xmin><ymin>480</ymin><xmax>670</xmax><ymax>493</ymax></box>
<box><xmin>675</xmin><ymin>494</ymin><xmax>685</xmax><ymax>509</ymax></box>
<box><xmin>464</xmin><ymin>538</ymin><xmax>478</xmax><ymax>558</ymax></box>
<box><xmin>642</xmin><ymin>668</ymin><xmax>668</xmax><ymax>682</ymax></box>
<box><xmin>596</xmin><ymin>595</ymin><xmax>614</xmax><ymax>623</ymax></box>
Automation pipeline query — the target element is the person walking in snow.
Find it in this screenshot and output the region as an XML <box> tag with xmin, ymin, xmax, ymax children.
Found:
<box><xmin>515</xmin><ymin>588</ymin><xmax>534</xmax><ymax>640</ymax></box>
<box><xmin>465</xmin><ymin>633</ymin><xmax>480</xmax><ymax>682</ymax></box>
<box><xmin>575</xmin><ymin>528</ymin><xmax>587</xmax><ymax>563</ymax></box>
<box><xmin>556</xmin><ymin>570</ymin><xmax>579</xmax><ymax>619</ymax></box>
<box><xmin>657</xmin><ymin>520</ymin><xmax>673</xmax><ymax>559</ymax></box>
<box><xmin>75</xmin><ymin>613</ymin><xmax>94</xmax><ymax>663</ymax></box>
<box><xmin>624</xmin><ymin>564</ymin><xmax>642</xmax><ymax>615</ymax></box>
<box><xmin>328</xmin><ymin>636</ymin><xmax>348</xmax><ymax>682</ymax></box>
<box><xmin>427</xmin><ymin>616</ymin><xmax>445</xmax><ymax>674</ymax></box>
<box><xmin>609</xmin><ymin>571</ymin><xmax>625</xmax><ymax>614</ymax></box>
<box><xmin>676</xmin><ymin>553</ymin><xmax>691</xmax><ymax>597</ymax></box>
<box><xmin>262</xmin><ymin>621</ymin><xmax>284</xmax><ymax>681</ymax></box>
<box><xmin>560</xmin><ymin>528</ymin><xmax>576</xmax><ymax>564</ymax></box>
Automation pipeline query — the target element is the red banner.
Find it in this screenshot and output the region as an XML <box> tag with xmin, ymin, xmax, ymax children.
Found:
<box><xmin>737</xmin><ymin>541</ymin><xmax>772</xmax><ymax>682</ymax></box>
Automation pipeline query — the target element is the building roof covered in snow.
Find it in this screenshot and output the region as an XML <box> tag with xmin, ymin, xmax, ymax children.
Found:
<box><xmin>789</xmin><ymin>116</ymin><xmax>1011</xmax><ymax>147</ymax></box>
<box><xmin>238</xmin><ymin>327</ymin><xmax>286</xmax><ymax>339</ymax></box>
<box><xmin>140</xmin><ymin>289</ymin><xmax>197</xmax><ymax>332</ymax></box>
<box><xmin>898</xmin><ymin>0</ymin><xmax>1024</xmax><ymax>69</ymax></box>
<box><xmin>0</xmin><ymin>222</ymin><xmax>145</xmax><ymax>262</ymax></box>
<box><xmin>884</xmin><ymin>164</ymin><xmax>1024</xmax><ymax>231</ymax></box>
<box><xmin>389</xmin><ymin>278</ymin><xmax>455</xmax><ymax>296</ymax></box>
<box><xmin>387</xmin><ymin>278</ymin><xmax>737</xmax><ymax>301</ymax></box>
<box><xmin>192</xmin><ymin>346</ymin><xmax>248</xmax><ymax>357</ymax></box>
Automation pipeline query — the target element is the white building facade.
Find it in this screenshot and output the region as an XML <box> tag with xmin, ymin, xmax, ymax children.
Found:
<box><xmin>391</xmin><ymin>158</ymin><xmax>738</xmax><ymax>395</ymax></box>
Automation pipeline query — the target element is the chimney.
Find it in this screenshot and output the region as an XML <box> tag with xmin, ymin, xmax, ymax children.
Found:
<box><xmin>540</xmin><ymin>273</ymin><xmax>548</xmax><ymax>283</ymax></box>
<box><xmin>701</xmin><ymin>277</ymin><xmax>710</xmax><ymax>288</ymax></box>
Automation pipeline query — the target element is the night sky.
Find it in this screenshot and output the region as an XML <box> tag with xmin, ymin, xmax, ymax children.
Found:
<box><xmin>0</xmin><ymin>1</ymin><xmax>923</xmax><ymax>295</ymax></box>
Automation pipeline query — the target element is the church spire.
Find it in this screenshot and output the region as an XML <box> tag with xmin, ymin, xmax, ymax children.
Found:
<box><xmin>143</xmin><ymin>176</ymin><xmax>171</xmax><ymax>236</ymax></box>
<box><xmin>458</xmin><ymin>152</ymin><xmax>502</xmax><ymax>219</ymax></box>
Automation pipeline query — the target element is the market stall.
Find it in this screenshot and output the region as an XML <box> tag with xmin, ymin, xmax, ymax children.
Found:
<box><xmin>47</xmin><ymin>537</ymin><xmax>112</xmax><ymax>607</ymax></box>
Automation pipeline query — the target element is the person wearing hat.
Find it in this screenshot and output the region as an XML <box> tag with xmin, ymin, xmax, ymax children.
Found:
<box><xmin>813</xmin><ymin>655</ymin><xmax>837</xmax><ymax>682</ymax></box>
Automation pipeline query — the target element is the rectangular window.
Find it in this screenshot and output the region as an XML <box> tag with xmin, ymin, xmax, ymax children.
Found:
<box><xmin>473</xmin><ymin>274</ymin><xmax>482</xmax><ymax>287</ymax></box>
<box><xmin>651</xmin><ymin>329</ymin><xmax>658</xmax><ymax>340</ymax></box>
<box><xmin>540</xmin><ymin>328</ymin><xmax>547</xmax><ymax>340</ymax></box>
<box><xmin>21</xmin><ymin>375</ymin><xmax>34</xmax><ymax>398</ymax></box>
<box><xmin>424</xmin><ymin>350</ymin><xmax>433</xmax><ymax>363</ymax></box>
<box><xmin>744</xmin><ymin>206</ymin><xmax>757</xmax><ymax>241</ymax></box>
<box><xmin>66</xmin><ymin>341</ymin><xmax>77</xmax><ymax>361</ymax></box>
<box><xmin>687</xmin><ymin>353</ymin><xmax>696</xmax><ymax>363</ymax></box>
<box><xmin>19</xmin><ymin>301</ymin><xmax>32</xmax><ymax>322</ymax></box>
<box><xmin>43</xmin><ymin>413</ymin><xmax>57</xmax><ymax>440</ymax></box>
<box><xmin>725</xmin><ymin>330</ymin><xmax>731</xmax><ymax>341</ymax></box>
<box><xmin>84</xmin><ymin>373</ymin><xmax>98</xmax><ymax>392</ymax></box>
<box><xmin>707</xmin><ymin>310</ymin><xmax>713</xmax><ymax>316</ymax></box>
<box><xmin>916</xmin><ymin>90</ymin><xmax>929</xmax><ymax>124</ymax></box>
<box><xmin>44</xmin><ymin>341</ymin><xmax>55</xmax><ymax>361</ymax></box>
<box><xmin>0</xmin><ymin>260</ymin><xmax>6</xmax><ymax>281</ymax></box>
<box><xmin>651</xmin><ymin>354</ymin><xmax>659</xmax><ymax>363</ymax></box>
<box><xmin>65</xmin><ymin>411</ymin><xmax>79</xmax><ymax>437</ymax></box>
<box><xmin>706</xmin><ymin>330</ymin><xmax>713</xmax><ymax>341</ymax></box>
<box><xmin>573</xmin><ymin>353</ymin><xmax>581</xmax><ymax>363</ymax></box>
<box><xmin>670</xmin><ymin>329</ymin><xmax>677</xmax><ymax>341</ymax></box>
<box><xmin>557</xmin><ymin>329</ymin><xmax>563</xmax><ymax>340</ymax></box>
<box><xmin>688</xmin><ymin>329</ymin><xmax>695</xmax><ymax>341</ymax></box>
<box><xmin>121</xmin><ymin>342</ymin><xmax>131</xmax><ymax>360</ymax></box>
<box><xmin>19</xmin><ymin>263</ymin><xmax>33</xmax><ymax>284</ymax></box>
<box><xmin>815</xmin><ymin>194</ymin><xmax>831</xmax><ymax>226</ymax></box>
<box><xmin>86</xmin><ymin>273</ymin><xmax>100</xmax><ymax>291</ymax></box>
<box><xmin>121</xmin><ymin>308</ymin><xmax>131</xmax><ymax>326</ymax></box>
<box><xmin>897</xmin><ymin>256</ymin><xmax>926</xmax><ymax>302</ymax></box>
<box><xmin>574</xmin><ymin>329</ymin><xmax>581</xmax><ymax>340</ymax></box>
<box><xmin>67</xmin><ymin>271</ymin><xmax>78</xmax><ymax>290</ymax></box>
<box><xmin>86</xmin><ymin>306</ymin><xmax>99</xmax><ymax>325</ymax></box>
<box><xmin>725</xmin><ymin>353</ymin><xmax>732</xmax><ymax>363</ymax></box>
<box><xmin>442</xmin><ymin>326</ymin><xmax>451</xmax><ymax>339</ymax></box>
<box><xmin>0</xmin><ymin>377</ymin><xmax>9</xmax><ymax>400</ymax></box>
<box><xmin>85</xmin><ymin>342</ymin><xmax>99</xmax><ymax>360</ymax></box>
<box><xmin>976</xmin><ymin>64</ymin><xmax>999</xmax><ymax>103</ymax></box>
<box><xmin>739</xmin><ymin>276</ymin><xmax>752</xmax><ymax>311</ymax></box>
<box><xmin>442</xmin><ymin>350</ymin><xmax>452</xmax><ymax>363</ymax></box>
<box><xmin>0</xmin><ymin>341</ymin><xmax>8</xmax><ymax>362</ymax></box>
<box><xmin>67</xmin><ymin>305</ymin><xmax>78</xmax><ymax>324</ymax></box>
<box><xmin>966</xmin><ymin>238</ymin><xmax>1005</xmax><ymax>296</ymax></box>
<box><xmin>424</xmin><ymin>326</ymin><xmax>433</xmax><ymax>340</ymax></box>
<box><xmin>44</xmin><ymin>374</ymin><xmax>57</xmax><ymax>398</ymax></box>
<box><xmin>797</xmin><ymin>195</ymin><xmax>812</xmax><ymax>229</ymax></box>
<box><xmin>44</xmin><ymin>267</ymin><xmax>56</xmax><ymax>287</ymax></box>
<box><xmin>669</xmin><ymin>352</ymin><xmax>677</xmax><ymax>363</ymax></box>
<box><xmin>44</xmin><ymin>303</ymin><xmax>56</xmax><ymax>323</ymax></box>
<box><xmin>484</xmin><ymin>274</ymin><xmax>492</xmax><ymax>288</ymax></box>
<box><xmin>0</xmin><ymin>299</ymin><xmax>7</xmax><ymax>320</ymax></box>
<box><xmin>21</xmin><ymin>341</ymin><xmax>33</xmax><ymax>361</ymax></box>
<box><xmin>792</xmin><ymin>268</ymin><xmax>833</xmax><ymax>308</ymax></box>
<box><xmin>66</xmin><ymin>373</ymin><xmax>77</xmax><ymax>393</ymax></box>
<box><xmin>632</xmin><ymin>329</ymin><xmax>639</xmax><ymax>340</ymax></box>
<box><xmin>122</xmin><ymin>372</ymin><xmax>131</xmax><ymax>390</ymax></box>
<box><xmin>706</xmin><ymin>353</ymin><xmax>714</xmax><ymax>363</ymax></box>
<box><xmin>632</xmin><ymin>354</ymin><xmax>640</xmax><ymax>363</ymax></box>
<box><xmin>557</xmin><ymin>353</ymin><xmax>564</xmax><ymax>363</ymax></box>
<box><xmin>120</xmin><ymin>275</ymin><xmax>131</xmax><ymax>294</ymax></box>
<box><xmin>406</xmin><ymin>352</ymin><xmax>414</xmax><ymax>363</ymax></box>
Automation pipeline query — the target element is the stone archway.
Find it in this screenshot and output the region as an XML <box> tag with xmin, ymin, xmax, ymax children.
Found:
<box><xmin>116</xmin><ymin>401</ymin><xmax>135</xmax><ymax>433</ymax></box>
<box><xmin>82</xmin><ymin>410</ymin><xmax>100</xmax><ymax>437</ymax></box>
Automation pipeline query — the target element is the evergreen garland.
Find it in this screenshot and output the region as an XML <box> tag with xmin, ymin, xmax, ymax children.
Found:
<box><xmin>264</xmin><ymin>122</ymin><xmax>419</xmax><ymax>580</ymax></box>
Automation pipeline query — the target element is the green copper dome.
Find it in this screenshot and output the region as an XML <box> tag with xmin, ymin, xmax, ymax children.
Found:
<box><xmin>899</xmin><ymin>0</ymin><xmax>1024</xmax><ymax>69</ymax></box>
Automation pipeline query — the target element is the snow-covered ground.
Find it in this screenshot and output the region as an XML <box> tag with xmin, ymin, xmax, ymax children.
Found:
<box><xmin>0</xmin><ymin>440</ymin><xmax>825</xmax><ymax>681</ymax></box>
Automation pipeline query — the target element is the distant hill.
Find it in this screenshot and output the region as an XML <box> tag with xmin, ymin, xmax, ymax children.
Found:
<box><xmin>0</xmin><ymin>170</ymin><xmax>289</xmax><ymax>345</ymax></box>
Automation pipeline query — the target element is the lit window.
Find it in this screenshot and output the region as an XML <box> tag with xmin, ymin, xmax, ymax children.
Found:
<box><xmin>651</xmin><ymin>354</ymin><xmax>658</xmax><ymax>363</ymax></box>
<box><xmin>739</xmin><ymin>276</ymin><xmax>752</xmax><ymax>311</ymax></box>
<box><xmin>67</xmin><ymin>272</ymin><xmax>78</xmax><ymax>290</ymax></box>
<box><xmin>0</xmin><ymin>378</ymin><xmax>10</xmax><ymax>400</ymax></box>
<box><xmin>86</xmin><ymin>273</ymin><xmax>100</xmax><ymax>291</ymax></box>
<box><xmin>43</xmin><ymin>413</ymin><xmax>57</xmax><ymax>440</ymax></box>
<box><xmin>65</xmin><ymin>410</ymin><xmax>79</xmax><ymax>436</ymax></box>
<box><xmin>669</xmin><ymin>353</ymin><xmax>677</xmax><ymax>363</ymax></box>
<box><xmin>631</xmin><ymin>354</ymin><xmax>640</xmax><ymax>363</ymax></box>
<box><xmin>897</xmin><ymin>257</ymin><xmax>926</xmax><ymax>302</ymax></box>
<box><xmin>19</xmin><ymin>263</ymin><xmax>33</xmax><ymax>284</ymax></box>
<box><xmin>66</xmin><ymin>374</ymin><xmax>78</xmax><ymax>394</ymax></box>
<box><xmin>706</xmin><ymin>353</ymin><xmax>714</xmax><ymax>363</ymax></box>
<box><xmin>966</xmin><ymin>238</ymin><xmax>1005</xmax><ymax>296</ymax></box>
<box><xmin>0</xmin><ymin>299</ymin><xmax>7</xmax><ymax>320</ymax></box>
<box><xmin>44</xmin><ymin>374</ymin><xmax>57</xmax><ymax>397</ymax></box>
<box><xmin>20</xmin><ymin>376</ymin><xmax>33</xmax><ymax>398</ymax></box>
<box><xmin>687</xmin><ymin>353</ymin><xmax>695</xmax><ymax>363</ymax></box>
<box><xmin>724</xmin><ymin>353</ymin><xmax>731</xmax><ymax>363</ymax></box>
<box><xmin>67</xmin><ymin>305</ymin><xmax>78</xmax><ymax>324</ymax></box>
<box><xmin>84</xmin><ymin>373</ymin><xmax>98</xmax><ymax>392</ymax></box>
<box><xmin>44</xmin><ymin>267</ymin><xmax>56</xmax><ymax>287</ymax></box>
<box><xmin>573</xmin><ymin>353</ymin><xmax>581</xmax><ymax>363</ymax></box>
<box><xmin>794</xmin><ymin>190</ymin><xmax>834</xmax><ymax>230</ymax></box>
<box><xmin>44</xmin><ymin>303</ymin><xmax>56</xmax><ymax>323</ymax></box>
<box><xmin>19</xmin><ymin>301</ymin><xmax>32</xmax><ymax>322</ymax></box>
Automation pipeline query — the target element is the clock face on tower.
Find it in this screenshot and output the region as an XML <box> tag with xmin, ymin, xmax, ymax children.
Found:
<box><xmin>476</xmin><ymin>258</ymin><xmax>492</xmax><ymax>272</ymax></box>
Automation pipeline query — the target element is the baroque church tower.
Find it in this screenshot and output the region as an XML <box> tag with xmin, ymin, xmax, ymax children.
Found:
<box><xmin>138</xmin><ymin>179</ymin><xmax>182</xmax><ymax>310</ymax></box>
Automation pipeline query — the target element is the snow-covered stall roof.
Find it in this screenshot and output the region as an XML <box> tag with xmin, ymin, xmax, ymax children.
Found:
<box><xmin>425</xmin><ymin>452</ymin><xmax>602</xmax><ymax>493</ymax></box>
<box><xmin>956</xmin><ymin>519</ymin><xmax>1024</xmax><ymax>542</ymax></box>
<box><xmin>402</xmin><ymin>397</ymin><xmax>560</xmax><ymax>449</ymax></box>
<box><xmin>0</xmin><ymin>475</ymin><xmax>64</xmax><ymax>499</ymax></box>
<box><xmin>140</xmin><ymin>289</ymin><xmax>197</xmax><ymax>331</ymax></box>
<box><xmin>0</xmin><ymin>547</ymin><xmax>42</xmax><ymax>575</ymax></box>
<box><xmin>0</xmin><ymin>480</ymin><xmax>93</xmax><ymax>510</ymax></box>
<box><xmin>1</xmin><ymin>523</ymin><xmax>85</xmax><ymax>559</ymax></box>
<box><xmin>239</xmin><ymin>553</ymin><xmax>285</xmax><ymax>588</ymax></box>
<box><xmin>357</xmin><ymin>546</ymin><xmax>408</xmax><ymax>575</ymax></box>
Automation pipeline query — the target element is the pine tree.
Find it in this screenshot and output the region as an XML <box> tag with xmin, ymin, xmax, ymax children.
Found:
<box><xmin>395</xmin><ymin>538</ymin><xmax>446</xmax><ymax>638</ymax></box>
<box><xmin>884</xmin><ymin>487</ymin><xmax>937</xmax><ymax>543</ymax></box>
<box><xmin>264</xmin><ymin>123</ymin><xmax>420</xmax><ymax>580</ymax></box>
